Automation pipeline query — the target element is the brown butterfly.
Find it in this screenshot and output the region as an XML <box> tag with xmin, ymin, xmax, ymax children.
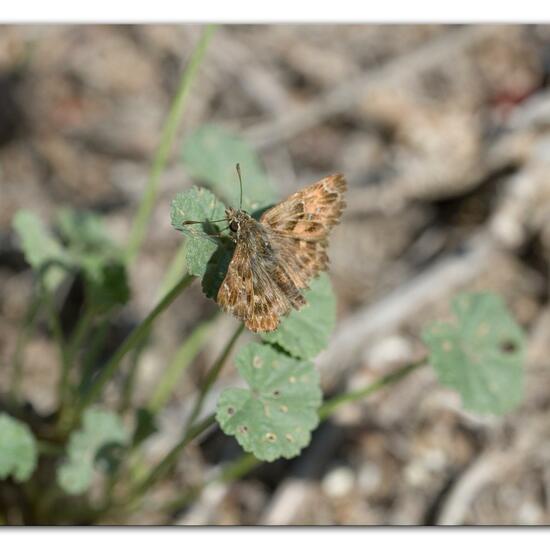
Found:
<box><xmin>184</xmin><ymin>166</ymin><xmax>346</xmax><ymax>332</ymax></box>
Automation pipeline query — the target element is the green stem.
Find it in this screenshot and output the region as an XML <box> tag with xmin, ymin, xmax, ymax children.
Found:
<box><xmin>157</xmin><ymin>241</ymin><xmax>190</xmax><ymax>301</ymax></box>
<box><xmin>147</xmin><ymin>318</ymin><xmax>214</xmax><ymax>413</ymax></box>
<box><xmin>77</xmin><ymin>274</ymin><xmax>195</xmax><ymax>416</ymax></box>
<box><xmin>36</xmin><ymin>440</ymin><xmax>63</xmax><ymax>456</ymax></box>
<box><xmin>42</xmin><ymin>291</ymin><xmax>70</xmax><ymax>406</ymax></box>
<box><xmin>183</xmin><ymin>323</ymin><xmax>244</xmax><ymax>432</ymax></box>
<box><xmin>79</xmin><ymin>316</ymin><xmax>110</xmax><ymax>394</ymax></box>
<box><xmin>119</xmin><ymin>340</ymin><xmax>147</xmax><ymax>413</ymax></box>
<box><xmin>60</xmin><ymin>305</ymin><xmax>96</xmax><ymax>405</ymax></box>
<box><xmin>163</xmin><ymin>452</ymin><xmax>259</xmax><ymax>515</ymax></box>
<box><xmin>131</xmin><ymin>413</ymin><xmax>216</xmax><ymax>501</ymax></box>
<box><xmin>11</xmin><ymin>295</ymin><xmax>43</xmax><ymax>403</ymax></box>
<box><xmin>125</xmin><ymin>25</ymin><xmax>217</xmax><ymax>266</ymax></box>
<box><xmin>319</xmin><ymin>361</ymin><xmax>425</xmax><ymax>420</ymax></box>
<box><xmin>118</xmin><ymin>246</ymin><xmax>196</xmax><ymax>413</ymax></box>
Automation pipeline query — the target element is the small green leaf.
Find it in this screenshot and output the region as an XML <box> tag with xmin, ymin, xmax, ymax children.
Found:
<box><xmin>57</xmin><ymin>407</ymin><xmax>128</xmax><ymax>495</ymax></box>
<box><xmin>132</xmin><ymin>408</ymin><xmax>158</xmax><ymax>447</ymax></box>
<box><xmin>216</xmin><ymin>343</ymin><xmax>322</xmax><ymax>462</ymax></box>
<box><xmin>0</xmin><ymin>413</ymin><xmax>38</xmax><ymax>482</ymax></box>
<box><xmin>422</xmin><ymin>292</ymin><xmax>525</xmax><ymax>415</ymax></box>
<box><xmin>56</xmin><ymin>208</ymin><xmax>113</xmax><ymax>252</ymax></box>
<box><xmin>170</xmin><ymin>186</ymin><xmax>230</xmax><ymax>280</ymax></box>
<box><xmin>79</xmin><ymin>256</ymin><xmax>130</xmax><ymax>312</ymax></box>
<box><xmin>182</xmin><ymin>125</ymin><xmax>277</xmax><ymax>211</ymax></box>
<box><xmin>262</xmin><ymin>273</ymin><xmax>336</xmax><ymax>359</ymax></box>
<box><xmin>12</xmin><ymin>209</ymin><xmax>70</xmax><ymax>291</ymax></box>
<box><xmin>56</xmin><ymin>209</ymin><xmax>130</xmax><ymax>312</ymax></box>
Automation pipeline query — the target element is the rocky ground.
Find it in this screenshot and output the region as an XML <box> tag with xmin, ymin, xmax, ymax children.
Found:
<box><xmin>2</xmin><ymin>24</ymin><xmax>550</xmax><ymax>525</ymax></box>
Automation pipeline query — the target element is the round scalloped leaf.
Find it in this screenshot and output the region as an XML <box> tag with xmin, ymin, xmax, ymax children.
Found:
<box><xmin>170</xmin><ymin>186</ymin><xmax>228</xmax><ymax>278</ymax></box>
<box><xmin>0</xmin><ymin>413</ymin><xmax>37</xmax><ymax>482</ymax></box>
<box><xmin>216</xmin><ymin>342</ymin><xmax>322</xmax><ymax>462</ymax></box>
<box><xmin>57</xmin><ymin>407</ymin><xmax>128</xmax><ymax>495</ymax></box>
<box><xmin>422</xmin><ymin>292</ymin><xmax>525</xmax><ymax>415</ymax></box>
<box><xmin>261</xmin><ymin>273</ymin><xmax>336</xmax><ymax>359</ymax></box>
<box><xmin>182</xmin><ymin>125</ymin><xmax>277</xmax><ymax>211</ymax></box>
<box><xmin>12</xmin><ymin>209</ymin><xmax>70</xmax><ymax>291</ymax></box>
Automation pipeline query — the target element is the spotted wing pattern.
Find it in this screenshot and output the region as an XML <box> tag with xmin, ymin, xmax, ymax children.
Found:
<box><xmin>217</xmin><ymin>236</ymin><xmax>304</xmax><ymax>332</ymax></box>
<box><xmin>261</xmin><ymin>174</ymin><xmax>347</xmax><ymax>289</ymax></box>
<box><xmin>217</xmin><ymin>174</ymin><xmax>346</xmax><ymax>332</ymax></box>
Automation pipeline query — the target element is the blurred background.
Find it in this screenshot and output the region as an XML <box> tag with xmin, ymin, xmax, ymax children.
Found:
<box><xmin>2</xmin><ymin>24</ymin><xmax>550</xmax><ymax>525</ymax></box>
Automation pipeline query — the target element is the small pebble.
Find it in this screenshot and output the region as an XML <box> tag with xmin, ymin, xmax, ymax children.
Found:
<box><xmin>322</xmin><ymin>466</ymin><xmax>355</xmax><ymax>498</ymax></box>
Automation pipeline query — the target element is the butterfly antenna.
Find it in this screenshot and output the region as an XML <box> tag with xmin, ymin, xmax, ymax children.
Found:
<box><xmin>182</xmin><ymin>218</ymin><xmax>227</xmax><ymax>225</ymax></box>
<box><xmin>236</xmin><ymin>163</ymin><xmax>243</xmax><ymax>210</ymax></box>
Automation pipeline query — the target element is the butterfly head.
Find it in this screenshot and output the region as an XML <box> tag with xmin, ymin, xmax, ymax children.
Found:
<box><xmin>225</xmin><ymin>207</ymin><xmax>251</xmax><ymax>235</ymax></box>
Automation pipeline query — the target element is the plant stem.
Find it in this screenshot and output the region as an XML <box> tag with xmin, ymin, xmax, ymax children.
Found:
<box><xmin>125</xmin><ymin>25</ymin><xmax>217</xmax><ymax>266</ymax></box>
<box><xmin>319</xmin><ymin>361</ymin><xmax>426</xmax><ymax>420</ymax></box>
<box><xmin>77</xmin><ymin>274</ymin><xmax>195</xmax><ymax>416</ymax></box>
<box><xmin>118</xmin><ymin>339</ymin><xmax>147</xmax><ymax>413</ymax></box>
<box><xmin>42</xmin><ymin>291</ymin><xmax>70</xmax><ymax>405</ymax></box>
<box><xmin>163</xmin><ymin>452</ymin><xmax>259</xmax><ymax>515</ymax></box>
<box><xmin>79</xmin><ymin>316</ymin><xmax>110</xmax><ymax>394</ymax></box>
<box><xmin>11</xmin><ymin>294</ymin><xmax>43</xmax><ymax>403</ymax></box>
<box><xmin>36</xmin><ymin>440</ymin><xmax>63</xmax><ymax>456</ymax></box>
<box><xmin>60</xmin><ymin>304</ymin><xmax>95</xmax><ymax>405</ymax></box>
<box><xmin>147</xmin><ymin>318</ymin><xmax>214</xmax><ymax>413</ymax></box>
<box><xmin>183</xmin><ymin>323</ymin><xmax>244</xmax><ymax>432</ymax></box>
<box><xmin>157</xmin><ymin>241</ymin><xmax>190</xmax><ymax>301</ymax></box>
<box><xmin>130</xmin><ymin>413</ymin><xmax>216</xmax><ymax>502</ymax></box>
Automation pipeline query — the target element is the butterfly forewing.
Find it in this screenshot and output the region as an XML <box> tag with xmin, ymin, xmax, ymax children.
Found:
<box><xmin>217</xmin><ymin>173</ymin><xmax>346</xmax><ymax>333</ymax></box>
<box><xmin>260</xmin><ymin>174</ymin><xmax>347</xmax><ymax>238</ymax></box>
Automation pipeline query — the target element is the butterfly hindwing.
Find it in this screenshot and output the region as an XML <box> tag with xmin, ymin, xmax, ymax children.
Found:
<box><xmin>217</xmin><ymin>231</ymin><xmax>299</xmax><ymax>332</ymax></box>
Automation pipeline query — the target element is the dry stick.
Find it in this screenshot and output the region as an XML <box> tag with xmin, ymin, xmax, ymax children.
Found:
<box><xmin>243</xmin><ymin>25</ymin><xmax>500</xmax><ymax>150</ymax></box>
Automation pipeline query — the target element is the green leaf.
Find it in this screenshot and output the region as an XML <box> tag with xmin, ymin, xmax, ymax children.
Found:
<box><xmin>57</xmin><ymin>407</ymin><xmax>129</xmax><ymax>495</ymax></box>
<box><xmin>56</xmin><ymin>209</ymin><xmax>130</xmax><ymax>312</ymax></box>
<box><xmin>56</xmin><ymin>208</ymin><xmax>113</xmax><ymax>253</ymax></box>
<box><xmin>170</xmin><ymin>186</ymin><xmax>232</xmax><ymax>285</ymax></box>
<box><xmin>422</xmin><ymin>292</ymin><xmax>525</xmax><ymax>415</ymax></box>
<box><xmin>262</xmin><ymin>273</ymin><xmax>336</xmax><ymax>359</ymax></box>
<box><xmin>216</xmin><ymin>342</ymin><xmax>322</xmax><ymax>462</ymax></box>
<box><xmin>79</xmin><ymin>256</ymin><xmax>130</xmax><ymax>312</ymax></box>
<box><xmin>12</xmin><ymin>209</ymin><xmax>70</xmax><ymax>291</ymax></box>
<box><xmin>182</xmin><ymin>125</ymin><xmax>277</xmax><ymax>211</ymax></box>
<box><xmin>0</xmin><ymin>413</ymin><xmax>38</xmax><ymax>482</ymax></box>
<box><xmin>132</xmin><ymin>408</ymin><xmax>158</xmax><ymax>447</ymax></box>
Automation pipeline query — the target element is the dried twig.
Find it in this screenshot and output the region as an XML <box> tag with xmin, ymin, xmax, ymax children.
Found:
<box><xmin>244</xmin><ymin>26</ymin><xmax>501</xmax><ymax>150</ymax></box>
